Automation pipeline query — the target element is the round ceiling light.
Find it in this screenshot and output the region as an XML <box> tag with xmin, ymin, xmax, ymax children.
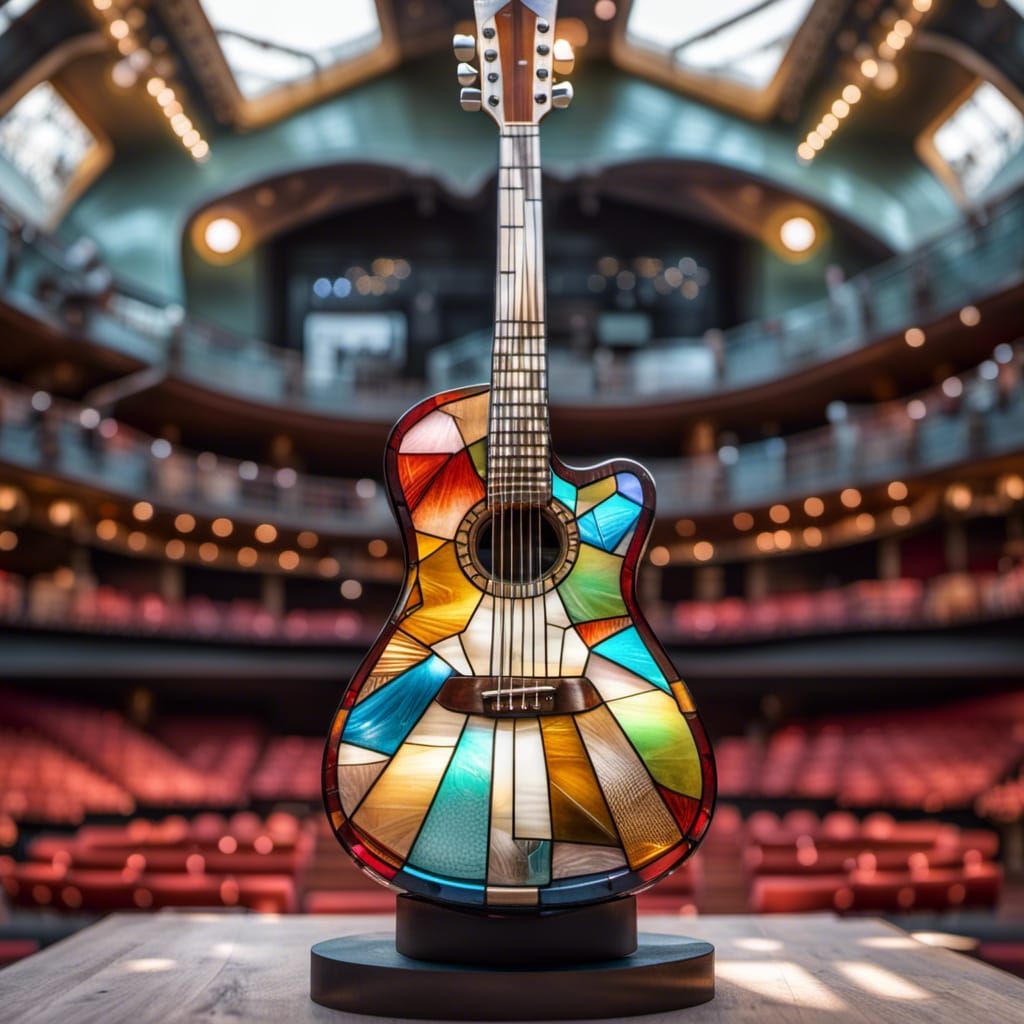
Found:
<box><xmin>203</xmin><ymin>216</ymin><xmax>242</xmax><ymax>256</ymax></box>
<box><xmin>779</xmin><ymin>216</ymin><xmax>817</xmax><ymax>254</ymax></box>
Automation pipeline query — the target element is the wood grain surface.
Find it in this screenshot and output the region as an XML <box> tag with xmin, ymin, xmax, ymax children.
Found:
<box><xmin>1</xmin><ymin>912</ymin><xmax>1022</xmax><ymax>1023</ymax></box>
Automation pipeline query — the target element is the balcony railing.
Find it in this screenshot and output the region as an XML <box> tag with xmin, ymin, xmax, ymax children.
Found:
<box><xmin>0</xmin><ymin>382</ymin><xmax>390</xmax><ymax>535</ymax></box>
<box><xmin>1</xmin><ymin>343</ymin><xmax>1021</xmax><ymax>530</ymax></box>
<box><xmin>1</xmin><ymin>192</ymin><xmax>1022</xmax><ymax>417</ymax></box>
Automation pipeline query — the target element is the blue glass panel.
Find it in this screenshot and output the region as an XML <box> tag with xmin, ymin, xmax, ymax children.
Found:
<box><xmin>408</xmin><ymin>718</ymin><xmax>494</xmax><ymax>881</ymax></box>
<box><xmin>581</xmin><ymin>493</ymin><xmax>641</xmax><ymax>551</ymax></box>
<box><xmin>539</xmin><ymin>866</ymin><xmax>633</xmax><ymax>906</ymax></box>
<box><xmin>342</xmin><ymin>656</ymin><xmax>452</xmax><ymax>755</ymax></box>
<box><xmin>397</xmin><ymin>866</ymin><xmax>486</xmax><ymax>906</ymax></box>
<box><xmin>616</xmin><ymin>472</ymin><xmax>644</xmax><ymax>504</ymax></box>
<box><xmin>592</xmin><ymin>626</ymin><xmax>670</xmax><ymax>691</ymax></box>
<box><xmin>552</xmin><ymin>469</ymin><xmax>576</xmax><ymax>513</ymax></box>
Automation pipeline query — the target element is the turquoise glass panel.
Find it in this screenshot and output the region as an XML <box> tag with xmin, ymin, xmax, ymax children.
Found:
<box><xmin>592</xmin><ymin>626</ymin><xmax>670</xmax><ymax>691</ymax></box>
<box><xmin>616</xmin><ymin>472</ymin><xmax>644</xmax><ymax>504</ymax></box>
<box><xmin>342</xmin><ymin>656</ymin><xmax>452</xmax><ymax>755</ymax></box>
<box><xmin>552</xmin><ymin>470</ymin><xmax>577</xmax><ymax>513</ymax></box>
<box><xmin>577</xmin><ymin>493</ymin><xmax>641</xmax><ymax>551</ymax></box>
<box><xmin>409</xmin><ymin>718</ymin><xmax>494</xmax><ymax>880</ymax></box>
<box><xmin>524</xmin><ymin>840</ymin><xmax>552</xmax><ymax>886</ymax></box>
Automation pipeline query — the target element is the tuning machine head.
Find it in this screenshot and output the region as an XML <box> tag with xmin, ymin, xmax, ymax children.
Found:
<box><xmin>552</xmin><ymin>82</ymin><xmax>574</xmax><ymax>109</ymax></box>
<box><xmin>460</xmin><ymin>87</ymin><xmax>483</xmax><ymax>112</ymax></box>
<box><xmin>553</xmin><ymin>40</ymin><xmax>575</xmax><ymax>76</ymax></box>
<box><xmin>453</xmin><ymin>33</ymin><xmax>476</xmax><ymax>62</ymax></box>
<box><xmin>457</xmin><ymin>62</ymin><xmax>478</xmax><ymax>86</ymax></box>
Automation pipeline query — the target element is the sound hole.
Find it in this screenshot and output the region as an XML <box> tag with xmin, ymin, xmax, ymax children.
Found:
<box><xmin>474</xmin><ymin>507</ymin><xmax>563</xmax><ymax>584</ymax></box>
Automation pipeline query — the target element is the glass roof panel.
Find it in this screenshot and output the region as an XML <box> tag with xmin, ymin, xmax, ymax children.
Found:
<box><xmin>933</xmin><ymin>82</ymin><xmax>1024</xmax><ymax>199</ymax></box>
<box><xmin>0</xmin><ymin>81</ymin><xmax>96</xmax><ymax>217</ymax></box>
<box><xmin>0</xmin><ymin>0</ymin><xmax>37</xmax><ymax>34</ymax></box>
<box><xmin>627</xmin><ymin>0</ymin><xmax>815</xmax><ymax>89</ymax></box>
<box><xmin>199</xmin><ymin>0</ymin><xmax>381</xmax><ymax>99</ymax></box>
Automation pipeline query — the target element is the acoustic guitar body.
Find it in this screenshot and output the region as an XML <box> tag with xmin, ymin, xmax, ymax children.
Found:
<box><xmin>323</xmin><ymin>385</ymin><xmax>716</xmax><ymax>911</ymax></box>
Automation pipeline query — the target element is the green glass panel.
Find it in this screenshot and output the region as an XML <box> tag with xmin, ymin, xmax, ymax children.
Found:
<box><xmin>469</xmin><ymin>438</ymin><xmax>487</xmax><ymax>478</ymax></box>
<box><xmin>558</xmin><ymin>544</ymin><xmax>627</xmax><ymax>623</ymax></box>
<box><xmin>606</xmin><ymin>690</ymin><xmax>702</xmax><ymax>797</ymax></box>
<box><xmin>408</xmin><ymin>718</ymin><xmax>495</xmax><ymax>880</ymax></box>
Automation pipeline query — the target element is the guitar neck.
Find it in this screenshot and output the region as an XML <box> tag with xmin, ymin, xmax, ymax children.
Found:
<box><xmin>487</xmin><ymin>124</ymin><xmax>552</xmax><ymax>508</ymax></box>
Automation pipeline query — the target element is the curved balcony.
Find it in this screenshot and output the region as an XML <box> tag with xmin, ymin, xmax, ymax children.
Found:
<box><xmin>651</xmin><ymin>342</ymin><xmax>1024</xmax><ymax>525</ymax></box>
<box><xmin>1</xmin><ymin>343</ymin><xmax>1022</xmax><ymax>549</ymax></box>
<box><xmin>1</xmin><ymin>191</ymin><xmax>1022</xmax><ymax>428</ymax></box>
<box><xmin>0</xmin><ymin>381</ymin><xmax>390</xmax><ymax>537</ymax></box>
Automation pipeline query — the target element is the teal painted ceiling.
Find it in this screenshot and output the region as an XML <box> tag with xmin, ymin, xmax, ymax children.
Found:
<box><xmin>65</xmin><ymin>58</ymin><xmax>958</xmax><ymax>302</ymax></box>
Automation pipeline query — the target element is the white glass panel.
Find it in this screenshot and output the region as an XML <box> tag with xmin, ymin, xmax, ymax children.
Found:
<box><xmin>199</xmin><ymin>0</ymin><xmax>381</xmax><ymax>98</ymax></box>
<box><xmin>627</xmin><ymin>0</ymin><xmax>814</xmax><ymax>89</ymax></box>
<box><xmin>933</xmin><ymin>83</ymin><xmax>1024</xmax><ymax>198</ymax></box>
<box><xmin>0</xmin><ymin>82</ymin><xmax>96</xmax><ymax>215</ymax></box>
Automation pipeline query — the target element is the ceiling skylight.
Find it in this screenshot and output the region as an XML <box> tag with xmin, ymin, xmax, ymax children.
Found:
<box><xmin>0</xmin><ymin>0</ymin><xmax>37</xmax><ymax>34</ymax></box>
<box><xmin>626</xmin><ymin>0</ymin><xmax>815</xmax><ymax>89</ymax></box>
<box><xmin>932</xmin><ymin>83</ymin><xmax>1024</xmax><ymax>199</ymax></box>
<box><xmin>198</xmin><ymin>0</ymin><xmax>381</xmax><ymax>100</ymax></box>
<box><xmin>0</xmin><ymin>82</ymin><xmax>100</xmax><ymax>221</ymax></box>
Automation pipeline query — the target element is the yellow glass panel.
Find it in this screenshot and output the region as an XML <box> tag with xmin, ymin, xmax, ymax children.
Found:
<box><xmin>576</xmin><ymin>705</ymin><xmax>681</xmax><ymax>868</ymax></box>
<box><xmin>402</xmin><ymin>543</ymin><xmax>483</xmax><ymax>646</ymax></box>
<box><xmin>353</xmin><ymin>743</ymin><xmax>455</xmax><ymax>859</ymax></box>
<box><xmin>671</xmin><ymin>680</ymin><xmax>696</xmax><ymax>713</ymax></box>
<box><xmin>514</xmin><ymin>719</ymin><xmax>551</xmax><ymax>840</ymax></box>
<box><xmin>416</xmin><ymin>533</ymin><xmax>447</xmax><ymax>560</ymax></box>
<box><xmin>576</xmin><ymin>476</ymin><xmax>617</xmax><ymax>514</ymax></box>
<box><xmin>406</xmin><ymin>702</ymin><xmax>466</xmax><ymax>747</ymax></box>
<box><xmin>370</xmin><ymin>629</ymin><xmax>432</xmax><ymax>680</ymax></box>
<box><xmin>540</xmin><ymin>716</ymin><xmax>618</xmax><ymax>846</ymax></box>
<box><xmin>444</xmin><ymin>392</ymin><xmax>489</xmax><ymax>446</ymax></box>
<box><xmin>605</xmin><ymin>689</ymin><xmax>702</xmax><ymax>797</ymax></box>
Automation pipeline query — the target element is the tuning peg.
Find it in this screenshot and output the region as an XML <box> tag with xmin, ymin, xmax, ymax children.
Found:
<box><xmin>457</xmin><ymin>62</ymin><xmax>478</xmax><ymax>86</ymax></box>
<box><xmin>460</xmin><ymin>87</ymin><xmax>482</xmax><ymax>112</ymax></box>
<box><xmin>453</xmin><ymin>33</ymin><xmax>476</xmax><ymax>61</ymax></box>
<box><xmin>552</xmin><ymin>82</ymin><xmax>574</xmax><ymax>109</ymax></box>
<box><xmin>553</xmin><ymin>40</ymin><xmax>575</xmax><ymax>76</ymax></box>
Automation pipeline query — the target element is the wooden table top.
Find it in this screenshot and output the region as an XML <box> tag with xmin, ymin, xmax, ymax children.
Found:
<box><xmin>2</xmin><ymin>912</ymin><xmax>1022</xmax><ymax>1023</ymax></box>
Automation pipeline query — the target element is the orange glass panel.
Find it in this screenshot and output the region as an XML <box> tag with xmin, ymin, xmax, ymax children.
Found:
<box><xmin>411</xmin><ymin>449</ymin><xmax>485</xmax><ymax>539</ymax></box>
<box><xmin>540</xmin><ymin>716</ymin><xmax>618</xmax><ymax>847</ymax></box>
<box><xmin>402</xmin><ymin>542</ymin><xmax>484</xmax><ymax>646</ymax></box>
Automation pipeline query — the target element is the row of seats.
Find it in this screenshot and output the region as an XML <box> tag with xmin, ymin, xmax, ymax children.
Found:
<box><xmin>1</xmin><ymin>574</ymin><xmax>367</xmax><ymax>643</ymax></box>
<box><xmin>4</xmin><ymin>565</ymin><xmax>1023</xmax><ymax>648</ymax></box>
<box><xmin>0</xmin><ymin>697</ymin><xmax>328</xmax><ymax>821</ymax></box>
<box><xmin>0</xmin><ymin>812</ymin><xmax>313</xmax><ymax>915</ymax></box>
<box><xmin>672</xmin><ymin>566</ymin><xmax>1024</xmax><ymax>641</ymax></box>
<box><xmin>716</xmin><ymin>694</ymin><xmax>1024</xmax><ymax>810</ymax></box>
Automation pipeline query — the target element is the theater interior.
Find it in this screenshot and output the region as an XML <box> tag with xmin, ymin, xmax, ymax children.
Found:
<box><xmin>1</xmin><ymin>0</ymin><xmax>1023</xmax><ymax>1014</ymax></box>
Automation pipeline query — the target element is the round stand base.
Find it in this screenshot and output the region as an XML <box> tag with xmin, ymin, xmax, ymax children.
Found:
<box><xmin>310</xmin><ymin>932</ymin><xmax>715</xmax><ymax>1019</ymax></box>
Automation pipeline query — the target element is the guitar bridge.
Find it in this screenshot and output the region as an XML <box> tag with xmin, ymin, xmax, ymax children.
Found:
<box><xmin>437</xmin><ymin>677</ymin><xmax>601</xmax><ymax>717</ymax></box>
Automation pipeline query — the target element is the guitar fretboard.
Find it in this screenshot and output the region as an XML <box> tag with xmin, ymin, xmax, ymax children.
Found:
<box><xmin>487</xmin><ymin>125</ymin><xmax>551</xmax><ymax>507</ymax></box>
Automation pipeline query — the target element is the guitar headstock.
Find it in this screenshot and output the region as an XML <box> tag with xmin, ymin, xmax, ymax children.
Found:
<box><xmin>454</xmin><ymin>1</ymin><xmax>574</xmax><ymax>126</ymax></box>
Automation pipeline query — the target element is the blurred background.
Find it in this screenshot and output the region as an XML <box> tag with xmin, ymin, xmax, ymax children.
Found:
<box><xmin>1</xmin><ymin>0</ymin><xmax>1023</xmax><ymax>978</ymax></box>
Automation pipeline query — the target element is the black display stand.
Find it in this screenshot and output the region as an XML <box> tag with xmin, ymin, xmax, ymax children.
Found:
<box><xmin>310</xmin><ymin>896</ymin><xmax>715</xmax><ymax>1019</ymax></box>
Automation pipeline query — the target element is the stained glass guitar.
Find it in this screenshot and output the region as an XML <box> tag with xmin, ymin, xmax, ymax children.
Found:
<box><xmin>323</xmin><ymin>0</ymin><xmax>716</xmax><ymax>911</ymax></box>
